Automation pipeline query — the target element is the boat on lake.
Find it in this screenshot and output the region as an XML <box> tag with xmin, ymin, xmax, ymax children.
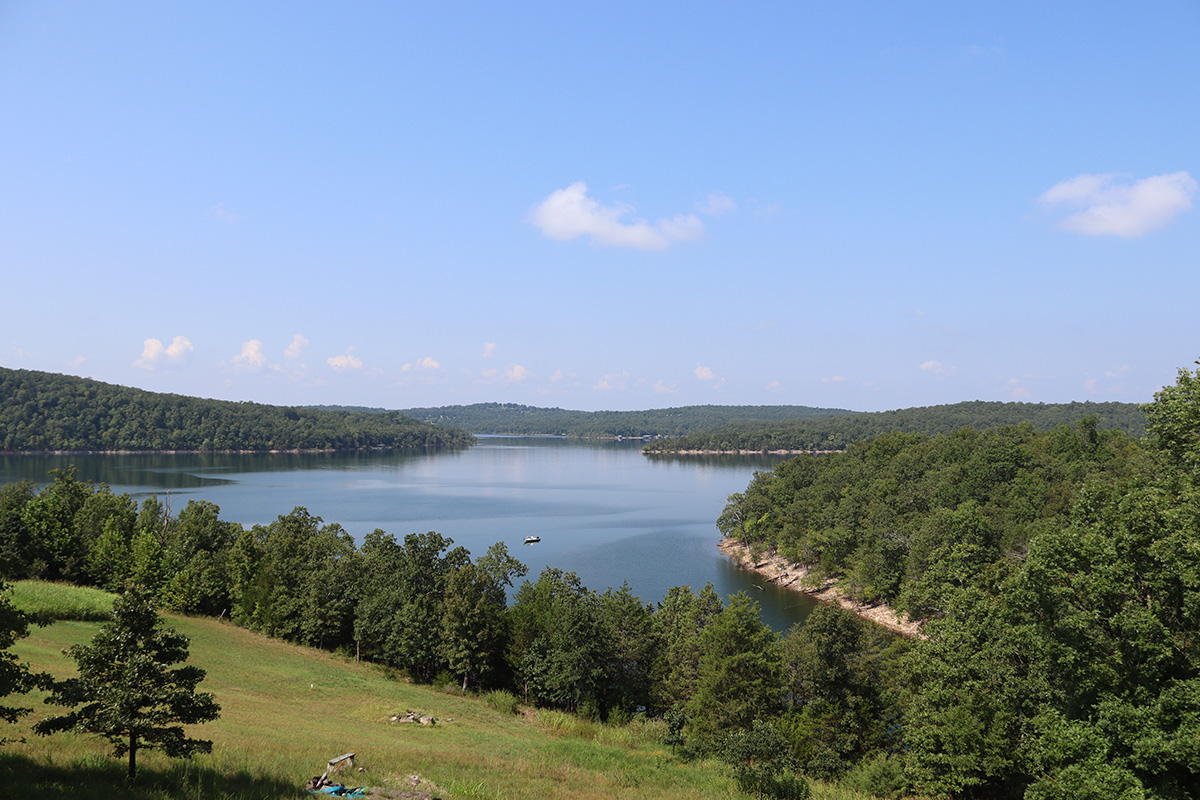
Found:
<box><xmin>524</xmin><ymin>535</ymin><xmax>541</xmax><ymax>544</ymax></box>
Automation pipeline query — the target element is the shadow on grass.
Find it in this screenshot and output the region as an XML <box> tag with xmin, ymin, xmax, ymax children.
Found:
<box><xmin>0</xmin><ymin>752</ymin><xmax>305</xmax><ymax>800</ymax></box>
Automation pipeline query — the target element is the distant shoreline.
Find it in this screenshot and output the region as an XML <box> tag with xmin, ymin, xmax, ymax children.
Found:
<box><xmin>717</xmin><ymin>538</ymin><xmax>924</xmax><ymax>638</ymax></box>
<box><xmin>0</xmin><ymin>445</ymin><xmax>459</xmax><ymax>456</ymax></box>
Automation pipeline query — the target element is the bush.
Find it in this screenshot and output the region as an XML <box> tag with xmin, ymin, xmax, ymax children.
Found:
<box><xmin>843</xmin><ymin>752</ymin><xmax>907</xmax><ymax>799</ymax></box>
<box><xmin>482</xmin><ymin>689</ymin><xmax>520</xmax><ymax>715</ymax></box>
<box><xmin>721</xmin><ymin>720</ymin><xmax>810</xmax><ymax>800</ymax></box>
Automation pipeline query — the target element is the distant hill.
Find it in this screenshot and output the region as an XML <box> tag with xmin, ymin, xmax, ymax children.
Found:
<box><xmin>0</xmin><ymin>367</ymin><xmax>474</xmax><ymax>452</ymax></box>
<box><xmin>644</xmin><ymin>399</ymin><xmax>1147</xmax><ymax>453</ymax></box>
<box><xmin>387</xmin><ymin>402</ymin><xmax>860</xmax><ymax>438</ymax></box>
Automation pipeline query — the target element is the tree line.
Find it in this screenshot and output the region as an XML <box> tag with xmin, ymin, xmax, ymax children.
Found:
<box><xmin>0</xmin><ymin>367</ymin><xmax>475</xmax><ymax>452</ymax></box>
<box><xmin>645</xmin><ymin>399</ymin><xmax>1146</xmax><ymax>453</ymax></box>
<box><xmin>389</xmin><ymin>402</ymin><xmax>857</xmax><ymax>438</ymax></box>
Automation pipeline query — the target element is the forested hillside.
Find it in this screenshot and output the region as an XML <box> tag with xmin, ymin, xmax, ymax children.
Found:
<box><xmin>0</xmin><ymin>367</ymin><xmax>474</xmax><ymax>452</ymax></box>
<box><xmin>390</xmin><ymin>402</ymin><xmax>858</xmax><ymax>437</ymax></box>
<box><xmin>646</xmin><ymin>399</ymin><xmax>1145</xmax><ymax>452</ymax></box>
<box><xmin>715</xmin><ymin>363</ymin><xmax>1200</xmax><ymax>797</ymax></box>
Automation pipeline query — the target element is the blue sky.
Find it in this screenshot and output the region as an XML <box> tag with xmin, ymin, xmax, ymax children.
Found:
<box><xmin>2</xmin><ymin>2</ymin><xmax>1198</xmax><ymax>412</ymax></box>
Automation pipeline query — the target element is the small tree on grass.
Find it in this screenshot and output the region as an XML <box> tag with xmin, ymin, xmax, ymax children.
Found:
<box><xmin>35</xmin><ymin>589</ymin><xmax>220</xmax><ymax>779</ymax></box>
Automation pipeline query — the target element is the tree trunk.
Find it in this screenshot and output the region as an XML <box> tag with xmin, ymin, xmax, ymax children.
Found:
<box><xmin>128</xmin><ymin>731</ymin><xmax>137</xmax><ymax>779</ymax></box>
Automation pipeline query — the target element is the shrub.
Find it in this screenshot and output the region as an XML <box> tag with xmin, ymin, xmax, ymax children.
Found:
<box><xmin>721</xmin><ymin>720</ymin><xmax>810</xmax><ymax>800</ymax></box>
<box><xmin>481</xmin><ymin>689</ymin><xmax>519</xmax><ymax>715</ymax></box>
<box><xmin>843</xmin><ymin>752</ymin><xmax>907</xmax><ymax>799</ymax></box>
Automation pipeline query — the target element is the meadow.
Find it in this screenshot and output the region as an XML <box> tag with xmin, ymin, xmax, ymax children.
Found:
<box><xmin>3</xmin><ymin>581</ymin><xmax>877</xmax><ymax>800</ymax></box>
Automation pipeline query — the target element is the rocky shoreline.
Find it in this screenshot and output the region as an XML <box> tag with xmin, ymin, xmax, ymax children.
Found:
<box><xmin>718</xmin><ymin>538</ymin><xmax>924</xmax><ymax>638</ymax></box>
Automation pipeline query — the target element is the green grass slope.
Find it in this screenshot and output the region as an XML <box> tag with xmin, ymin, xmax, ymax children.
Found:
<box><xmin>2</xmin><ymin>596</ymin><xmax>878</xmax><ymax>800</ymax></box>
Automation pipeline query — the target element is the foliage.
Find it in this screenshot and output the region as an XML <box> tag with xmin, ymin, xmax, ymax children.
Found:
<box><xmin>647</xmin><ymin>400</ymin><xmax>1146</xmax><ymax>453</ymax></box>
<box><xmin>686</xmin><ymin>593</ymin><xmax>782</xmax><ymax>745</ymax></box>
<box><xmin>718</xmin><ymin>420</ymin><xmax>1149</xmax><ymax>617</ymax></box>
<box><xmin>34</xmin><ymin>590</ymin><xmax>220</xmax><ymax>778</ymax></box>
<box><xmin>721</xmin><ymin>719</ymin><xmax>810</xmax><ymax>799</ymax></box>
<box><xmin>0</xmin><ymin>366</ymin><xmax>474</xmax><ymax>452</ymax></box>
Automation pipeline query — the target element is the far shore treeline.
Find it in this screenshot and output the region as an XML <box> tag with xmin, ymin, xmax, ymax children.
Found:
<box><xmin>0</xmin><ymin>367</ymin><xmax>475</xmax><ymax>452</ymax></box>
<box><xmin>645</xmin><ymin>399</ymin><xmax>1146</xmax><ymax>453</ymax></box>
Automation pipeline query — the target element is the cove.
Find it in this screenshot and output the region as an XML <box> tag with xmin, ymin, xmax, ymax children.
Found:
<box><xmin>0</xmin><ymin>437</ymin><xmax>818</xmax><ymax>630</ymax></box>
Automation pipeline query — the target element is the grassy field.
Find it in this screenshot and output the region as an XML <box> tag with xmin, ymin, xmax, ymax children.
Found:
<box><xmin>3</xmin><ymin>584</ymin><xmax>879</xmax><ymax>800</ymax></box>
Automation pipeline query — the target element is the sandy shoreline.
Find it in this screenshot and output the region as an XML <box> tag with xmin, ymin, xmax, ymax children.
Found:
<box><xmin>718</xmin><ymin>538</ymin><xmax>924</xmax><ymax>638</ymax></box>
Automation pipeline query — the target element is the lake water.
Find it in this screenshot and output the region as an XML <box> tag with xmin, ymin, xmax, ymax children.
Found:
<box><xmin>0</xmin><ymin>437</ymin><xmax>818</xmax><ymax>630</ymax></box>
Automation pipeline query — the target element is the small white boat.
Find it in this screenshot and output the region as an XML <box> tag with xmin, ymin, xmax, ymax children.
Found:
<box><xmin>524</xmin><ymin>535</ymin><xmax>541</xmax><ymax>544</ymax></box>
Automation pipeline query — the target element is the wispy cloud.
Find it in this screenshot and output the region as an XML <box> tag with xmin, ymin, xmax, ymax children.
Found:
<box><xmin>1037</xmin><ymin>171</ymin><xmax>1197</xmax><ymax>237</ymax></box>
<box><xmin>135</xmin><ymin>336</ymin><xmax>194</xmax><ymax>370</ymax></box>
<box><xmin>402</xmin><ymin>356</ymin><xmax>441</xmax><ymax>371</ymax></box>
<box><xmin>327</xmin><ymin>347</ymin><xmax>363</xmax><ymax>371</ymax></box>
<box><xmin>654</xmin><ymin>379</ymin><xmax>678</xmax><ymax>394</ymax></box>
<box><xmin>594</xmin><ymin>371</ymin><xmax>632</xmax><ymax>391</ymax></box>
<box><xmin>919</xmin><ymin>360</ymin><xmax>954</xmax><ymax>378</ymax></box>
<box><xmin>481</xmin><ymin>342</ymin><xmax>497</xmax><ymax>358</ymax></box>
<box><xmin>207</xmin><ymin>202</ymin><xmax>241</xmax><ymax>222</ymax></box>
<box><xmin>694</xmin><ymin>365</ymin><xmax>716</xmax><ymax>381</ymax></box>
<box><xmin>530</xmin><ymin>182</ymin><xmax>704</xmax><ymax>251</ymax></box>
<box><xmin>698</xmin><ymin>192</ymin><xmax>736</xmax><ymax>216</ymax></box>
<box><xmin>505</xmin><ymin>364</ymin><xmax>529</xmax><ymax>381</ymax></box>
<box><xmin>821</xmin><ymin>375</ymin><xmax>845</xmax><ymax>384</ymax></box>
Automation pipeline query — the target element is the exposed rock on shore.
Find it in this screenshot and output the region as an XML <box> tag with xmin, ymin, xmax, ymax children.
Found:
<box><xmin>718</xmin><ymin>538</ymin><xmax>924</xmax><ymax>638</ymax></box>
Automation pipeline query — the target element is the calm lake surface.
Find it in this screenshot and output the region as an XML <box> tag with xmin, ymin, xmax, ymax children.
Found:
<box><xmin>0</xmin><ymin>437</ymin><xmax>818</xmax><ymax>630</ymax></box>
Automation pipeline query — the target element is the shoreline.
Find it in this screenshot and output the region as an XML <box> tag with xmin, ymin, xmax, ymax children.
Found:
<box><xmin>718</xmin><ymin>538</ymin><xmax>924</xmax><ymax>638</ymax></box>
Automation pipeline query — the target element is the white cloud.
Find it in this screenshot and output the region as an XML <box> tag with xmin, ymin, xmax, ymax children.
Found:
<box><xmin>11</xmin><ymin>344</ymin><xmax>32</xmax><ymax>359</ymax></box>
<box><xmin>549</xmin><ymin>369</ymin><xmax>564</xmax><ymax>382</ymax></box>
<box><xmin>68</xmin><ymin>355</ymin><xmax>85</xmax><ymax>368</ymax></box>
<box><xmin>1037</xmin><ymin>171</ymin><xmax>1197</xmax><ymax>237</ymax></box>
<box><xmin>766</xmin><ymin>380</ymin><xmax>781</xmax><ymax>391</ymax></box>
<box><xmin>694</xmin><ymin>365</ymin><xmax>715</xmax><ymax>381</ymax></box>
<box><xmin>530</xmin><ymin>182</ymin><xmax>704</xmax><ymax>251</ymax></box>
<box><xmin>505</xmin><ymin>364</ymin><xmax>529</xmax><ymax>381</ymax></box>
<box><xmin>654</xmin><ymin>379</ymin><xmax>678</xmax><ymax>394</ymax></box>
<box><xmin>919</xmin><ymin>360</ymin><xmax>954</xmax><ymax>378</ymax></box>
<box><xmin>482</xmin><ymin>342</ymin><xmax>497</xmax><ymax>358</ymax></box>
<box><xmin>418</xmin><ymin>356</ymin><xmax>440</xmax><ymax>369</ymax></box>
<box><xmin>327</xmin><ymin>348</ymin><xmax>363</xmax><ymax>371</ymax></box>
<box><xmin>821</xmin><ymin>375</ymin><xmax>846</xmax><ymax>384</ymax></box>
<box><xmin>134</xmin><ymin>336</ymin><xmax>194</xmax><ymax>370</ymax></box>
<box><xmin>231</xmin><ymin>339</ymin><xmax>266</xmax><ymax>372</ymax></box>
<box><xmin>698</xmin><ymin>192</ymin><xmax>737</xmax><ymax>216</ymax></box>
<box><xmin>284</xmin><ymin>334</ymin><xmax>309</xmax><ymax>360</ymax></box>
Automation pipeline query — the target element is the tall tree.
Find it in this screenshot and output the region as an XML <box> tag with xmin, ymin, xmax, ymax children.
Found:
<box><xmin>686</xmin><ymin>592</ymin><xmax>783</xmax><ymax>744</ymax></box>
<box><xmin>35</xmin><ymin>590</ymin><xmax>220</xmax><ymax>779</ymax></box>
